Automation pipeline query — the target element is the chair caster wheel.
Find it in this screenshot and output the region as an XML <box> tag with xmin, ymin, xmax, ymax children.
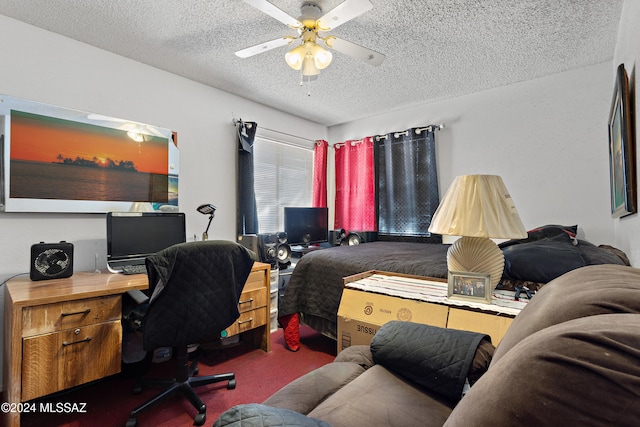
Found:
<box><xmin>227</xmin><ymin>379</ymin><xmax>236</xmax><ymax>389</ymax></box>
<box><xmin>125</xmin><ymin>417</ymin><xmax>138</xmax><ymax>427</ymax></box>
<box><xmin>194</xmin><ymin>412</ymin><xmax>206</xmax><ymax>426</ymax></box>
<box><xmin>133</xmin><ymin>384</ymin><xmax>143</xmax><ymax>394</ymax></box>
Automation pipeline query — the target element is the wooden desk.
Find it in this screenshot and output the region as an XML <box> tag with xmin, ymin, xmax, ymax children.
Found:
<box><xmin>2</xmin><ymin>262</ymin><xmax>270</xmax><ymax>427</ymax></box>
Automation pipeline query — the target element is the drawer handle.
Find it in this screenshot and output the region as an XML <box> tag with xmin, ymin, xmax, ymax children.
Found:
<box><xmin>239</xmin><ymin>298</ymin><xmax>254</xmax><ymax>305</ymax></box>
<box><xmin>62</xmin><ymin>336</ymin><xmax>93</xmax><ymax>346</ymax></box>
<box><xmin>238</xmin><ymin>317</ymin><xmax>253</xmax><ymax>325</ymax></box>
<box><xmin>61</xmin><ymin>308</ymin><xmax>91</xmax><ymax>317</ymax></box>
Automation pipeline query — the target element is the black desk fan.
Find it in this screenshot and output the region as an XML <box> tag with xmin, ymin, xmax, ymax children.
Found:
<box><xmin>197</xmin><ymin>204</ymin><xmax>217</xmax><ymax>240</ymax></box>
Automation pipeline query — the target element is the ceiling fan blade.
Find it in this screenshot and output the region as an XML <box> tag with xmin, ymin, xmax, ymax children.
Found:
<box><xmin>325</xmin><ymin>36</ymin><xmax>385</xmax><ymax>66</ymax></box>
<box><xmin>242</xmin><ymin>0</ymin><xmax>302</xmax><ymax>28</ymax></box>
<box><xmin>235</xmin><ymin>37</ymin><xmax>294</xmax><ymax>58</ymax></box>
<box><xmin>316</xmin><ymin>0</ymin><xmax>373</xmax><ymax>31</ymax></box>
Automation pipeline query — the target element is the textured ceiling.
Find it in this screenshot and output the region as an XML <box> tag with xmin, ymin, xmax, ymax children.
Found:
<box><xmin>0</xmin><ymin>0</ymin><xmax>624</xmax><ymax>126</ymax></box>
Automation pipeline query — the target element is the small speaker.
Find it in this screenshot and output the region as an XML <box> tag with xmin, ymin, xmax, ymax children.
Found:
<box><xmin>30</xmin><ymin>241</ymin><xmax>74</xmax><ymax>281</ymax></box>
<box><xmin>329</xmin><ymin>229</ymin><xmax>347</xmax><ymax>246</ymax></box>
<box><xmin>275</xmin><ymin>231</ymin><xmax>291</xmax><ymax>269</ymax></box>
<box><xmin>258</xmin><ymin>233</ymin><xmax>278</xmax><ymax>269</ymax></box>
<box><xmin>345</xmin><ymin>231</ymin><xmax>378</xmax><ymax>245</ymax></box>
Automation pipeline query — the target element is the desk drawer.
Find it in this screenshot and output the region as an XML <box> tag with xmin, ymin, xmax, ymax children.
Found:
<box><xmin>22</xmin><ymin>295</ymin><xmax>121</xmax><ymax>337</ymax></box>
<box><xmin>22</xmin><ymin>319</ymin><xmax>122</xmax><ymax>401</ymax></box>
<box><xmin>238</xmin><ymin>287</ymin><xmax>267</xmax><ymax>313</ymax></box>
<box><xmin>223</xmin><ymin>307</ymin><xmax>267</xmax><ymax>337</ymax></box>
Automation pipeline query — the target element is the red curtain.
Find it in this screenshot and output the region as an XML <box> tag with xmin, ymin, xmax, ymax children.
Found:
<box><xmin>312</xmin><ymin>140</ymin><xmax>328</xmax><ymax>208</ymax></box>
<box><xmin>334</xmin><ymin>137</ymin><xmax>376</xmax><ymax>231</ymax></box>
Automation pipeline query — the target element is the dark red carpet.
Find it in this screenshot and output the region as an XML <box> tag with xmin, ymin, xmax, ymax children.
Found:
<box><xmin>18</xmin><ymin>326</ymin><xmax>336</xmax><ymax>427</ymax></box>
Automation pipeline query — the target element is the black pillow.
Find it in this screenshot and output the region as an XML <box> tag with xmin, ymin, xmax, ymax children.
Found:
<box><xmin>502</xmin><ymin>240</ymin><xmax>586</xmax><ymax>283</ymax></box>
<box><xmin>499</xmin><ymin>224</ymin><xmax>577</xmax><ymax>249</ymax></box>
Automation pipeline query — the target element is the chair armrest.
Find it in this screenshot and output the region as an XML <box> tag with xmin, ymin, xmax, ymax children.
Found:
<box><xmin>126</xmin><ymin>289</ymin><xmax>149</xmax><ymax>305</ymax></box>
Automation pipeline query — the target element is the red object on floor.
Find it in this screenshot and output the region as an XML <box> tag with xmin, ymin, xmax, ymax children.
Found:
<box><xmin>279</xmin><ymin>313</ymin><xmax>300</xmax><ymax>351</ymax></box>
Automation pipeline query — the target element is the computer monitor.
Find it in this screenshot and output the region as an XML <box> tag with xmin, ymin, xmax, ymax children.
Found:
<box><xmin>106</xmin><ymin>212</ymin><xmax>186</xmax><ymax>272</ymax></box>
<box><xmin>284</xmin><ymin>207</ymin><xmax>329</xmax><ymax>247</ymax></box>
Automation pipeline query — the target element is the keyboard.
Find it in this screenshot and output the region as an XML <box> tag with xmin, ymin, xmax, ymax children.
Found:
<box><xmin>121</xmin><ymin>265</ymin><xmax>147</xmax><ymax>275</ymax></box>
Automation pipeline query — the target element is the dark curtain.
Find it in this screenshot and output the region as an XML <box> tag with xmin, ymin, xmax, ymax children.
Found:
<box><xmin>375</xmin><ymin>126</ymin><xmax>439</xmax><ymax>240</ymax></box>
<box><xmin>236</xmin><ymin>120</ymin><xmax>259</xmax><ymax>236</ymax></box>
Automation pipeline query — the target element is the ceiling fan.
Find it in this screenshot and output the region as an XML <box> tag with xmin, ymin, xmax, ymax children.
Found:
<box><xmin>236</xmin><ymin>0</ymin><xmax>385</xmax><ymax>80</ymax></box>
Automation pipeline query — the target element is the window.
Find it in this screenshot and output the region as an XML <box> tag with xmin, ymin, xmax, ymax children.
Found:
<box><xmin>253</xmin><ymin>136</ymin><xmax>314</xmax><ymax>233</ymax></box>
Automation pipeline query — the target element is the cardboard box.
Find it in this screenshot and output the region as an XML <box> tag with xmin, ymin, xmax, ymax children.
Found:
<box><xmin>337</xmin><ymin>271</ymin><xmax>449</xmax><ymax>352</ymax></box>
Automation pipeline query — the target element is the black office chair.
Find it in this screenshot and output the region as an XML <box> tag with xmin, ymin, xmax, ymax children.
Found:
<box><xmin>125</xmin><ymin>240</ymin><xmax>255</xmax><ymax>427</ymax></box>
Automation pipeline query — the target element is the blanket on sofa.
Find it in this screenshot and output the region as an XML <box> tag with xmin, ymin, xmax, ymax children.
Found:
<box><xmin>370</xmin><ymin>321</ymin><xmax>492</xmax><ymax>402</ymax></box>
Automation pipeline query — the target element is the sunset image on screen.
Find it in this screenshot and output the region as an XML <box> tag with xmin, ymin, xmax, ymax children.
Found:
<box><xmin>9</xmin><ymin>110</ymin><xmax>171</xmax><ymax>202</ymax></box>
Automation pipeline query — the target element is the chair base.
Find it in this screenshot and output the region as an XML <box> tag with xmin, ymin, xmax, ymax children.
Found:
<box><xmin>126</xmin><ymin>346</ymin><xmax>235</xmax><ymax>426</ymax></box>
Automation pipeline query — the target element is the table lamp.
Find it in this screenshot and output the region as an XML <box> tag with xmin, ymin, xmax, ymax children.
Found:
<box><xmin>428</xmin><ymin>175</ymin><xmax>527</xmax><ymax>288</ymax></box>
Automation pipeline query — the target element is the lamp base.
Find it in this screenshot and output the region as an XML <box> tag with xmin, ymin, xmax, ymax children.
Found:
<box><xmin>447</xmin><ymin>236</ymin><xmax>504</xmax><ymax>289</ymax></box>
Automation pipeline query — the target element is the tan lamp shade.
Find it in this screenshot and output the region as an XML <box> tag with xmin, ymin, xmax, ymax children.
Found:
<box><xmin>428</xmin><ymin>175</ymin><xmax>527</xmax><ymax>289</ymax></box>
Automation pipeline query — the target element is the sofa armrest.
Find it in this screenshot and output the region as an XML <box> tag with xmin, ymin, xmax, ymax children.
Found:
<box><xmin>263</xmin><ymin>362</ymin><xmax>367</xmax><ymax>415</ymax></box>
<box><xmin>333</xmin><ymin>345</ymin><xmax>374</xmax><ymax>368</ymax></box>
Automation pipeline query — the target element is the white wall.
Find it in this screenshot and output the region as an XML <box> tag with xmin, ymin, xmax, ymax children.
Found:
<box><xmin>328</xmin><ymin>62</ymin><xmax>616</xmax><ymax>247</ymax></box>
<box><xmin>0</xmin><ymin>16</ymin><xmax>326</xmax><ymax>389</ymax></box>
<box><xmin>612</xmin><ymin>0</ymin><xmax>640</xmax><ymax>266</ymax></box>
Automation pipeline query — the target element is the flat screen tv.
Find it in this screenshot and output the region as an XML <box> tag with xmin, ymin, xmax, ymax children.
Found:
<box><xmin>284</xmin><ymin>207</ymin><xmax>329</xmax><ymax>247</ymax></box>
<box><xmin>106</xmin><ymin>212</ymin><xmax>186</xmax><ymax>272</ymax></box>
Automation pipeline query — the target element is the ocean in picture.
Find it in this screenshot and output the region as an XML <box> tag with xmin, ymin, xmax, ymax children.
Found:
<box><xmin>10</xmin><ymin>160</ymin><xmax>169</xmax><ymax>202</ymax></box>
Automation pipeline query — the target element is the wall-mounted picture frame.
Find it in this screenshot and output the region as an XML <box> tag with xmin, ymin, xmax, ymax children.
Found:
<box><xmin>0</xmin><ymin>94</ymin><xmax>179</xmax><ymax>213</ymax></box>
<box><xmin>448</xmin><ymin>271</ymin><xmax>492</xmax><ymax>304</ymax></box>
<box><xmin>608</xmin><ymin>63</ymin><xmax>636</xmax><ymax>218</ymax></box>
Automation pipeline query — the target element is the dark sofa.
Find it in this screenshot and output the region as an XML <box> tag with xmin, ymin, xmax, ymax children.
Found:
<box><xmin>214</xmin><ymin>264</ymin><xmax>640</xmax><ymax>427</ymax></box>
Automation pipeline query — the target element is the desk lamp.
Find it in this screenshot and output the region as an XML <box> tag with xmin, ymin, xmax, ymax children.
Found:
<box><xmin>428</xmin><ymin>175</ymin><xmax>527</xmax><ymax>289</ymax></box>
<box><xmin>197</xmin><ymin>203</ymin><xmax>217</xmax><ymax>241</ymax></box>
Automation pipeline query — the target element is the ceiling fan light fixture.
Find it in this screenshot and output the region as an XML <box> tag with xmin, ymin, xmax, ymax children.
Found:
<box><xmin>301</xmin><ymin>53</ymin><xmax>320</xmax><ymax>76</ymax></box>
<box><xmin>285</xmin><ymin>44</ymin><xmax>305</xmax><ymax>70</ymax></box>
<box><xmin>311</xmin><ymin>43</ymin><xmax>332</xmax><ymax>69</ymax></box>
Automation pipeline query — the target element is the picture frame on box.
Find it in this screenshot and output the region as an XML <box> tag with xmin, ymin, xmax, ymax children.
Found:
<box><xmin>448</xmin><ymin>271</ymin><xmax>491</xmax><ymax>304</ymax></box>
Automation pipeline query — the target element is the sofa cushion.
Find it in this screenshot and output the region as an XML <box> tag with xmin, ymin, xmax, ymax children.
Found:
<box><xmin>494</xmin><ymin>264</ymin><xmax>640</xmax><ymax>364</ymax></box>
<box><xmin>308</xmin><ymin>365</ymin><xmax>454</xmax><ymax>427</ymax></box>
<box><xmin>263</xmin><ymin>362</ymin><xmax>367</xmax><ymax>415</ymax></box>
<box><xmin>213</xmin><ymin>403</ymin><xmax>332</xmax><ymax>427</ymax></box>
<box><xmin>370</xmin><ymin>321</ymin><xmax>492</xmax><ymax>402</ymax></box>
<box><xmin>445</xmin><ymin>313</ymin><xmax>640</xmax><ymax>427</ymax></box>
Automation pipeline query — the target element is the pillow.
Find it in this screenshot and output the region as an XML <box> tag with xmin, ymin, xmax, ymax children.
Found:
<box><xmin>499</xmin><ymin>224</ymin><xmax>577</xmax><ymax>249</ymax></box>
<box><xmin>213</xmin><ymin>404</ymin><xmax>332</xmax><ymax>427</ymax></box>
<box><xmin>370</xmin><ymin>321</ymin><xmax>493</xmax><ymax>402</ymax></box>
<box><xmin>526</xmin><ymin>224</ymin><xmax>577</xmax><ymax>239</ymax></box>
<box><xmin>501</xmin><ymin>240</ymin><xmax>586</xmax><ymax>283</ymax></box>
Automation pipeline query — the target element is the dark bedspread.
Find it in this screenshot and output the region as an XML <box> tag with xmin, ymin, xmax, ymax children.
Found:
<box><xmin>279</xmin><ymin>241</ymin><xmax>449</xmax><ymax>327</ymax></box>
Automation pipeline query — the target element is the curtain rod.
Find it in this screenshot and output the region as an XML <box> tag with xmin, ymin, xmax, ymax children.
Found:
<box><xmin>374</xmin><ymin>123</ymin><xmax>445</xmax><ymax>141</ymax></box>
<box><xmin>232</xmin><ymin>118</ymin><xmax>317</xmax><ymax>143</ymax></box>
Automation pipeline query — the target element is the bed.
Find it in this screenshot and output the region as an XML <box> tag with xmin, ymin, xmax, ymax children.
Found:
<box><xmin>277</xmin><ymin>225</ymin><xmax>630</xmax><ymax>345</ymax></box>
<box><xmin>278</xmin><ymin>241</ymin><xmax>450</xmax><ymax>341</ymax></box>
